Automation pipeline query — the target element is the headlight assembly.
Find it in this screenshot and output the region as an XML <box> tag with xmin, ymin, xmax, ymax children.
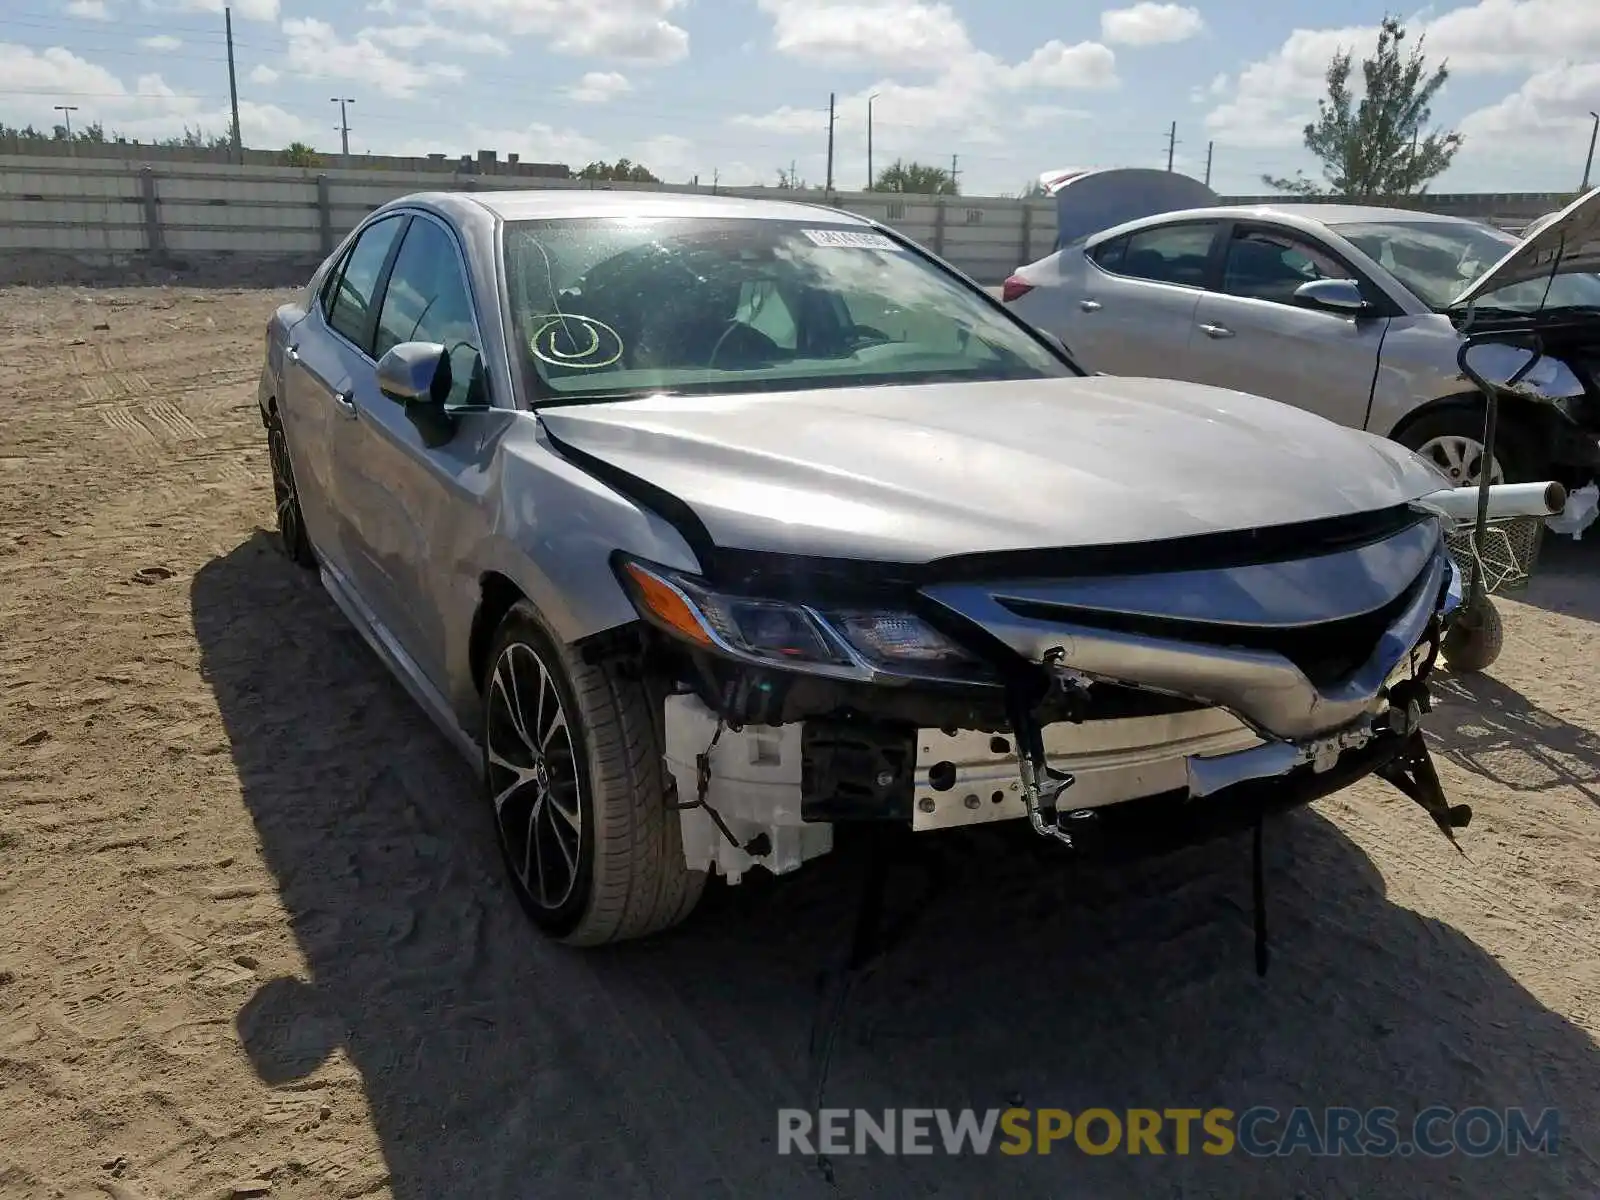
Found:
<box><xmin>614</xmin><ymin>556</ymin><xmax>994</xmax><ymax>684</ymax></box>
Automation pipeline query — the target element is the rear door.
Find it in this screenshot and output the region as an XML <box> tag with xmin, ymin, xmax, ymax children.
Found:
<box><xmin>1063</xmin><ymin>219</ymin><xmax>1223</xmax><ymax>376</ymax></box>
<box><xmin>1184</xmin><ymin>222</ymin><xmax>1389</xmax><ymax>427</ymax></box>
<box><xmin>277</xmin><ymin>212</ymin><xmax>407</xmax><ymax>573</ymax></box>
<box><xmin>332</xmin><ymin>211</ymin><xmax>497</xmax><ymax>692</ymax></box>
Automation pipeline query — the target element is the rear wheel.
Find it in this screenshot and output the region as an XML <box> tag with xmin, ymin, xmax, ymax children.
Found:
<box><xmin>266</xmin><ymin>408</ymin><xmax>315</xmax><ymax>568</ymax></box>
<box><xmin>482</xmin><ymin>601</ymin><xmax>705</xmax><ymax>945</ymax></box>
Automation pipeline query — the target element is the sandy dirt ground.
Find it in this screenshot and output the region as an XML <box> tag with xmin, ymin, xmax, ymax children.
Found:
<box><xmin>1</xmin><ymin>285</ymin><xmax>1597</xmax><ymax>1200</ymax></box>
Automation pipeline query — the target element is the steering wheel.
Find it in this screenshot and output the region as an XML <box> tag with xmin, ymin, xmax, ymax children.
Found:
<box><xmin>707</xmin><ymin>319</ymin><xmax>782</xmax><ymax>369</ymax></box>
<box><xmin>849</xmin><ymin>323</ymin><xmax>894</xmax><ymax>348</ymax></box>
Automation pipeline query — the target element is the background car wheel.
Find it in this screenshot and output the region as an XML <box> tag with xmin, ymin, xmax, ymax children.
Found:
<box><xmin>1441</xmin><ymin>589</ymin><xmax>1504</xmax><ymax>674</ymax></box>
<box><xmin>482</xmin><ymin>601</ymin><xmax>706</xmax><ymax>946</ymax></box>
<box><xmin>266</xmin><ymin>409</ymin><xmax>316</xmax><ymax>568</ymax></box>
<box><xmin>1395</xmin><ymin>405</ymin><xmax>1537</xmax><ymax>486</ymax></box>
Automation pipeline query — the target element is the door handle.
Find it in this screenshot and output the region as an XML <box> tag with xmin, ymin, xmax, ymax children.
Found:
<box><xmin>285</xmin><ymin>343</ymin><xmax>301</xmax><ymax>362</ymax></box>
<box><xmin>1198</xmin><ymin>323</ymin><xmax>1235</xmax><ymax>339</ymax></box>
<box><xmin>332</xmin><ymin>390</ymin><xmax>357</xmax><ymax>418</ymax></box>
<box><xmin>1079</xmin><ymin>299</ymin><xmax>1102</xmax><ymax>312</ymax></box>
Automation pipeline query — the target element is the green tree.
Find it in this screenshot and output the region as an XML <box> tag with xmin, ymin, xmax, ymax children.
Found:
<box><xmin>282</xmin><ymin>141</ymin><xmax>320</xmax><ymax>167</ymax></box>
<box><xmin>873</xmin><ymin>159</ymin><xmax>958</xmax><ymax>195</ymax></box>
<box><xmin>154</xmin><ymin>124</ymin><xmax>233</xmax><ymax>150</ymax></box>
<box><xmin>1264</xmin><ymin>15</ymin><xmax>1461</xmax><ymax>200</ymax></box>
<box><xmin>577</xmin><ymin>158</ymin><xmax>660</xmax><ymax>183</ymax></box>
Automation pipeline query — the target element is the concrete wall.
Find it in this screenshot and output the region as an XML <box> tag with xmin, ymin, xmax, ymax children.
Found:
<box><xmin>0</xmin><ymin>153</ymin><xmax>1574</xmax><ymax>285</ymax></box>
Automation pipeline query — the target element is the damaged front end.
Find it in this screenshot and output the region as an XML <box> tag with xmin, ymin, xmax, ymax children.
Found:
<box><xmin>608</xmin><ymin>502</ymin><xmax>1468</xmax><ymax>890</ymax></box>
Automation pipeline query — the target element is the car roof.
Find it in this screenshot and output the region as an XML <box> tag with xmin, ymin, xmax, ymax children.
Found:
<box><xmin>402</xmin><ymin>188</ymin><xmax>877</xmax><ymax>227</ymax></box>
<box><xmin>1092</xmin><ymin>201</ymin><xmax>1484</xmax><ymax>240</ymax></box>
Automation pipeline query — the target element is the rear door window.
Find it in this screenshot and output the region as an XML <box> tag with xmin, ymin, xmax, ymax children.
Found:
<box><xmin>1111</xmin><ymin>223</ymin><xmax>1220</xmax><ymax>287</ymax></box>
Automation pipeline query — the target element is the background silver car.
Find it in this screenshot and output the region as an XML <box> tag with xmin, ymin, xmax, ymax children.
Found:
<box><xmin>1003</xmin><ymin>176</ymin><xmax>1600</xmax><ymax>494</ymax></box>
<box><xmin>258</xmin><ymin>188</ymin><xmax>1465</xmax><ymax>949</ymax></box>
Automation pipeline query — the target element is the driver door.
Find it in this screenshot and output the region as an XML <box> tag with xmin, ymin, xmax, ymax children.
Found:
<box><xmin>1184</xmin><ymin>223</ymin><xmax>1389</xmax><ymax>428</ymax></box>
<box><xmin>331</xmin><ymin>212</ymin><xmax>494</xmax><ymax>692</ymax></box>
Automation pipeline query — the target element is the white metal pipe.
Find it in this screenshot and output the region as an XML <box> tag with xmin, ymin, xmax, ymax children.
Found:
<box><xmin>1417</xmin><ymin>481</ymin><xmax>1568</xmax><ymax>521</ymax></box>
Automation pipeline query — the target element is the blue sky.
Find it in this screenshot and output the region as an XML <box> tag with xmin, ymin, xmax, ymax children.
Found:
<box><xmin>2</xmin><ymin>0</ymin><xmax>1597</xmax><ymax>196</ymax></box>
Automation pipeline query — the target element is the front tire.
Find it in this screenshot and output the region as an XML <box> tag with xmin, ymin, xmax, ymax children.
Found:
<box><xmin>482</xmin><ymin>601</ymin><xmax>706</xmax><ymax>945</ymax></box>
<box><xmin>1395</xmin><ymin>404</ymin><xmax>1537</xmax><ymax>486</ymax></box>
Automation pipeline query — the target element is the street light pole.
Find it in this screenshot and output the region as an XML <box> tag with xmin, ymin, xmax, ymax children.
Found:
<box><xmin>1582</xmin><ymin>111</ymin><xmax>1599</xmax><ymax>193</ymax></box>
<box><xmin>866</xmin><ymin>92</ymin><xmax>879</xmax><ymax>191</ymax></box>
<box><xmin>330</xmin><ymin>97</ymin><xmax>354</xmax><ymax>166</ymax></box>
<box><xmin>54</xmin><ymin>104</ymin><xmax>79</xmax><ymax>156</ymax></box>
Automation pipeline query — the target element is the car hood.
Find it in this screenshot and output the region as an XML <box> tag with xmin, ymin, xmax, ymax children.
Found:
<box><xmin>1450</xmin><ymin>186</ymin><xmax>1600</xmax><ymax>309</ymax></box>
<box><xmin>536</xmin><ymin>376</ymin><xmax>1446</xmax><ymax>563</ymax></box>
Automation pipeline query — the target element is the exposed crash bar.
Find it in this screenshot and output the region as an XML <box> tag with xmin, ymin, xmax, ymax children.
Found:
<box><xmin>1418</xmin><ymin>481</ymin><xmax>1568</xmax><ymax>521</ymax></box>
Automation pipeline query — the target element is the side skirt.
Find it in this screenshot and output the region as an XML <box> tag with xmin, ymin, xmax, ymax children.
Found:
<box><xmin>319</xmin><ymin>560</ymin><xmax>484</xmax><ymax>778</ymax></box>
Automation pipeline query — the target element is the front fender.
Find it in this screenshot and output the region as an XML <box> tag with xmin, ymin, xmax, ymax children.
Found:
<box><xmin>444</xmin><ymin>415</ymin><xmax>704</xmax><ymax>724</ymax></box>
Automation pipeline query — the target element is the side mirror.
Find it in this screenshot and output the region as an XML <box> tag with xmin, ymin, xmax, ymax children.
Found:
<box><xmin>1294</xmin><ymin>278</ymin><xmax>1370</xmax><ymax>315</ymax></box>
<box><xmin>376</xmin><ymin>341</ymin><xmax>450</xmax><ymax>406</ymax></box>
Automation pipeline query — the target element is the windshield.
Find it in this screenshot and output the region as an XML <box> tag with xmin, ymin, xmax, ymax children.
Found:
<box><xmin>502</xmin><ymin>216</ymin><xmax>1076</xmax><ymax>402</ymax></box>
<box><xmin>1332</xmin><ymin>218</ymin><xmax>1600</xmax><ymax>312</ymax></box>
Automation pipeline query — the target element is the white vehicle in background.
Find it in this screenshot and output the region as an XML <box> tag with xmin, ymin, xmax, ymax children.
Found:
<box><xmin>1002</xmin><ymin>169</ymin><xmax>1600</xmax><ymax>508</ymax></box>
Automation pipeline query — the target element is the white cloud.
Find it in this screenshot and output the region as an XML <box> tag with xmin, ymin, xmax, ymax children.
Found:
<box><xmin>1189</xmin><ymin>70</ymin><xmax>1227</xmax><ymax>103</ymax></box>
<box><xmin>281</xmin><ymin>17</ymin><xmax>464</xmax><ymax>99</ymax></box>
<box><xmin>1100</xmin><ymin>3</ymin><xmax>1204</xmax><ymax>46</ymax></box>
<box><xmin>736</xmin><ymin>0</ymin><xmax>1118</xmax><ymax>188</ymax></box>
<box><xmin>1426</xmin><ymin>0</ymin><xmax>1600</xmax><ymax>72</ymax></box>
<box><xmin>0</xmin><ymin>43</ymin><xmax>318</xmax><ymax>148</ymax></box>
<box><xmin>361</xmin><ymin>21</ymin><xmax>509</xmax><ymax>56</ymax></box>
<box><xmin>249</xmin><ymin>63</ymin><xmax>279</xmax><ymax>84</ymax></box>
<box><xmin>754</xmin><ymin>0</ymin><xmax>970</xmax><ymax>70</ymax></box>
<box><xmin>1203</xmin><ymin>1</ymin><xmax>1600</xmax><ymax>154</ymax></box>
<box><xmin>420</xmin><ymin>0</ymin><xmax>688</xmax><ymax>62</ymax></box>
<box><xmin>1020</xmin><ymin>103</ymin><xmax>1091</xmax><ymax>128</ymax></box>
<box><xmin>1203</xmin><ymin>23</ymin><xmax>1375</xmax><ymax>148</ymax></box>
<box><xmin>564</xmin><ymin>70</ymin><xmax>632</xmax><ymax>103</ymax></box>
<box><xmin>142</xmin><ymin>0</ymin><xmax>279</xmax><ymax>21</ymax></box>
<box><xmin>140</xmin><ymin>35</ymin><xmax>182</xmax><ymax>51</ymax></box>
<box><xmin>65</xmin><ymin>0</ymin><xmax>112</xmax><ymax>18</ymax></box>
<box><xmin>1458</xmin><ymin>61</ymin><xmax>1600</xmax><ymax>170</ymax></box>
<box><xmin>1008</xmin><ymin>40</ymin><xmax>1119</xmax><ymax>89</ymax></box>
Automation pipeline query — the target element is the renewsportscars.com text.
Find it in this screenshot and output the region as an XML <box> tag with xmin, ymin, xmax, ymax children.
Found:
<box><xmin>777</xmin><ymin>1106</ymin><xmax>1560</xmax><ymax>1158</ymax></box>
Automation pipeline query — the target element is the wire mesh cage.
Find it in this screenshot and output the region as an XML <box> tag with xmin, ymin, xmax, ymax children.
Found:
<box><xmin>1444</xmin><ymin>514</ymin><xmax>1547</xmax><ymax>595</ymax></box>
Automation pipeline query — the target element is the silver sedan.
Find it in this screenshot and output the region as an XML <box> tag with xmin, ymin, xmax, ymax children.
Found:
<box><xmin>1003</xmin><ymin>183</ymin><xmax>1600</xmax><ymax>494</ymax></box>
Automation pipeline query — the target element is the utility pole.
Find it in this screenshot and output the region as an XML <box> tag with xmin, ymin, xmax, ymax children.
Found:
<box><xmin>330</xmin><ymin>97</ymin><xmax>354</xmax><ymax>166</ymax></box>
<box><xmin>949</xmin><ymin>153</ymin><xmax>959</xmax><ymax>194</ymax></box>
<box><xmin>1165</xmin><ymin>120</ymin><xmax>1177</xmax><ymax>172</ymax></box>
<box><xmin>825</xmin><ymin>92</ymin><xmax>836</xmax><ymax>193</ymax></box>
<box><xmin>1583</xmin><ymin>112</ymin><xmax>1599</xmax><ymax>192</ymax></box>
<box><xmin>1203</xmin><ymin>140</ymin><xmax>1213</xmax><ymax>187</ymax></box>
<box><xmin>224</xmin><ymin>6</ymin><xmax>242</xmax><ymax>164</ymax></box>
<box><xmin>866</xmin><ymin>92</ymin><xmax>879</xmax><ymax>190</ymax></box>
<box><xmin>54</xmin><ymin>104</ymin><xmax>78</xmax><ymax>155</ymax></box>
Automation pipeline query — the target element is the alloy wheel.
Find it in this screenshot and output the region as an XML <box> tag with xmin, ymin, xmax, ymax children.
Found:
<box><xmin>485</xmin><ymin>641</ymin><xmax>584</xmax><ymax>911</ymax></box>
<box><xmin>1415</xmin><ymin>434</ymin><xmax>1504</xmax><ymax>488</ymax></box>
<box><xmin>267</xmin><ymin>421</ymin><xmax>303</xmax><ymax>552</ymax></box>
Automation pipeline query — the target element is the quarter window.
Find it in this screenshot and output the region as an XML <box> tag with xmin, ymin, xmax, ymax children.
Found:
<box><xmin>326</xmin><ymin>215</ymin><xmax>405</xmax><ymax>349</ymax></box>
<box><xmin>1095</xmin><ymin>223</ymin><xmax>1219</xmax><ymax>287</ymax></box>
<box><xmin>373</xmin><ymin>216</ymin><xmax>487</xmax><ymax>406</ymax></box>
<box><xmin>1222</xmin><ymin>228</ymin><xmax>1356</xmax><ymax>306</ymax></box>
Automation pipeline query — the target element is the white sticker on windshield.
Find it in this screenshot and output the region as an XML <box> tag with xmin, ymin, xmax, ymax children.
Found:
<box><xmin>801</xmin><ymin>228</ymin><xmax>902</xmax><ymax>250</ymax></box>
